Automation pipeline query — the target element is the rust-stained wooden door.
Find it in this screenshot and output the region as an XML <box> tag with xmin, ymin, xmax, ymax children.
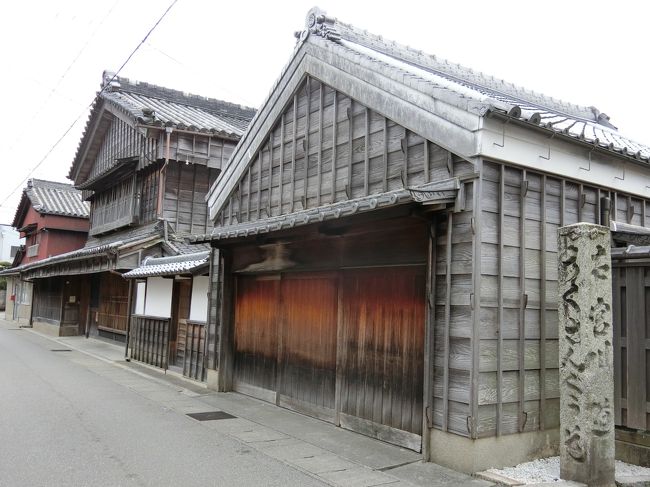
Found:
<box><xmin>232</xmin><ymin>267</ymin><xmax>426</xmax><ymax>451</ymax></box>
<box><xmin>277</xmin><ymin>273</ymin><xmax>338</xmax><ymax>422</ymax></box>
<box><xmin>339</xmin><ymin>266</ymin><xmax>426</xmax><ymax>451</ymax></box>
<box><xmin>233</xmin><ymin>276</ymin><xmax>280</xmax><ymax>402</ymax></box>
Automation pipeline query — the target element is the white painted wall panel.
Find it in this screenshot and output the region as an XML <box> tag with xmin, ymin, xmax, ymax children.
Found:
<box><xmin>189</xmin><ymin>276</ymin><xmax>209</xmax><ymax>322</ymax></box>
<box><xmin>144</xmin><ymin>277</ymin><xmax>172</xmax><ymax>318</ymax></box>
<box><xmin>134</xmin><ymin>281</ymin><xmax>146</xmax><ymax>315</ymax></box>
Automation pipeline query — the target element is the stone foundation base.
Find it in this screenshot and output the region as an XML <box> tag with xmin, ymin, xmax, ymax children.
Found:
<box><xmin>429</xmin><ymin>428</ymin><xmax>559</xmax><ymax>473</ymax></box>
<box><xmin>615</xmin><ymin>429</ymin><xmax>650</xmax><ymax>467</ymax></box>
<box><xmin>33</xmin><ymin>320</ymin><xmax>80</xmax><ymax>337</ymax></box>
<box><xmin>206</xmin><ymin>368</ymin><xmax>220</xmax><ymax>391</ymax></box>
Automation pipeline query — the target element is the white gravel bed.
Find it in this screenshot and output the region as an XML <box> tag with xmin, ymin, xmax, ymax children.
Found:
<box><xmin>486</xmin><ymin>456</ymin><xmax>650</xmax><ymax>484</ymax></box>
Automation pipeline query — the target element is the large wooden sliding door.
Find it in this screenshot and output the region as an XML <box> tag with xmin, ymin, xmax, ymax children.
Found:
<box><xmin>277</xmin><ymin>274</ymin><xmax>338</xmax><ymax>421</ymax></box>
<box><xmin>339</xmin><ymin>267</ymin><xmax>425</xmax><ymax>451</ymax></box>
<box><xmin>233</xmin><ymin>276</ymin><xmax>279</xmax><ymax>402</ymax></box>
<box><xmin>232</xmin><ymin>267</ymin><xmax>425</xmax><ymax>451</ymax></box>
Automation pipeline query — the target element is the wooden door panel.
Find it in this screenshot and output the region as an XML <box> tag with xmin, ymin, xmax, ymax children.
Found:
<box><xmin>279</xmin><ymin>275</ymin><xmax>338</xmax><ymax>418</ymax></box>
<box><xmin>233</xmin><ymin>276</ymin><xmax>279</xmax><ymax>395</ymax></box>
<box><xmin>340</xmin><ymin>266</ymin><xmax>425</xmax><ymax>448</ymax></box>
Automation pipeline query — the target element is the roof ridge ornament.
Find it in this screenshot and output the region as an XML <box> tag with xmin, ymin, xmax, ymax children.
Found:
<box><xmin>303</xmin><ymin>7</ymin><xmax>340</xmax><ymax>43</ymax></box>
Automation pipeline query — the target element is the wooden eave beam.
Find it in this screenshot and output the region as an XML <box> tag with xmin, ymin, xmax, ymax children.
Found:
<box><xmin>71</xmin><ymin>104</ymin><xmax>109</xmax><ymax>183</ymax></box>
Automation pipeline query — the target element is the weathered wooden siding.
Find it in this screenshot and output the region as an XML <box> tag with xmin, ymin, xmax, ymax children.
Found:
<box><xmin>156</xmin><ymin>131</ymin><xmax>236</xmax><ymax>170</ymax></box>
<box><xmin>163</xmin><ymin>161</ymin><xmax>218</xmax><ymax>235</ymax></box>
<box><xmin>612</xmin><ymin>263</ymin><xmax>650</xmax><ymax>431</ymax></box>
<box><xmin>138</xmin><ymin>163</ymin><xmax>161</xmax><ymax>225</ymax></box>
<box><xmin>89</xmin><ymin>175</ymin><xmax>136</xmax><ymax>236</ymax></box>
<box><xmin>88</xmin><ymin>117</ymin><xmax>147</xmax><ymax>181</ymax></box>
<box><xmin>216</xmin><ymin>76</ymin><xmax>452</xmax><ymax>225</ymax></box>
<box><xmin>477</xmin><ymin>160</ymin><xmax>650</xmax><ymax>439</ymax></box>
<box><xmin>32</xmin><ymin>278</ymin><xmax>63</xmax><ymax>324</ymax></box>
<box><xmin>97</xmin><ymin>272</ymin><xmax>129</xmax><ymax>334</ymax></box>
<box><xmin>431</xmin><ymin>156</ymin><xmax>477</xmax><ymax>437</ymax></box>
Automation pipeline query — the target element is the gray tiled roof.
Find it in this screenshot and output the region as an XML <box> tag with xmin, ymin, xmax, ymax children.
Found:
<box><xmin>123</xmin><ymin>251</ymin><xmax>209</xmax><ymax>278</ymax></box>
<box><xmin>69</xmin><ymin>73</ymin><xmax>256</xmax><ymax>182</ymax></box>
<box><xmin>100</xmin><ymin>72</ymin><xmax>255</xmax><ymax>137</ymax></box>
<box><xmin>14</xmin><ymin>179</ymin><xmax>89</xmax><ymax>225</ymax></box>
<box><xmin>308</xmin><ymin>8</ymin><xmax>650</xmax><ymax>162</ymax></box>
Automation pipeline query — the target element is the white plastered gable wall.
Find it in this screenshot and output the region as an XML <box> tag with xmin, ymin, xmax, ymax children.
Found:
<box><xmin>478</xmin><ymin>116</ymin><xmax>650</xmax><ymax>199</ymax></box>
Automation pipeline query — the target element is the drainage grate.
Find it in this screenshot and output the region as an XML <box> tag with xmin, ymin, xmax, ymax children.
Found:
<box><xmin>51</xmin><ymin>349</ymin><xmax>72</xmax><ymax>352</ymax></box>
<box><xmin>186</xmin><ymin>411</ymin><xmax>236</xmax><ymax>421</ymax></box>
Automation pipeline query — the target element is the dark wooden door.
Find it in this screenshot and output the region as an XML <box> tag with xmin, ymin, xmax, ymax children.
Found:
<box><xmin>233</xmin><ymin>276</ymin><xmax>280</xmax><ymax>402</ymax></box>
<box><xmin>339</xmin><ymin>266</ymin><xmax>426</xmax><ymax>451</ymax></box>
<box><xmin>277</xmin><ymin>273</ymin><xmax>338</xmax><ymax>421</ymax></box>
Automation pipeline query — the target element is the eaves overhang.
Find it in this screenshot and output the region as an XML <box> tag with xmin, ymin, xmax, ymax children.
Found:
<box><xmin>486</xmin><ymin>109</ymin><xmax>650</xmax><ymax>168</ymax></box>
<box><xmin>195</xmin><ymin>178</ymin><xmax>459</xmax><ymax>245</ymax></box>
<box><xmin>76</xmin><ymin>157</ymin><xmax>138</xmax><ymax>193</ymax></box>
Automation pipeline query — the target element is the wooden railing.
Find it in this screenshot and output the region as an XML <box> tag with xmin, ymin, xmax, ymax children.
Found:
<box><xmin>129</xmin><ymin>316</ymin><xmax>170</xmax><ymax>369</ymax></box>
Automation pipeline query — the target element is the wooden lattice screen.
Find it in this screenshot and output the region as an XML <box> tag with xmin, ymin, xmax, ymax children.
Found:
<box><xmin>129</xmin><ymin>316</ymin><xmax>170</xmax><ymax>369</ymax></box>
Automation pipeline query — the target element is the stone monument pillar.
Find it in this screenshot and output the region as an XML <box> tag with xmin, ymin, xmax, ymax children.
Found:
<box><xmin>558</xmin><ymin>223</ymin><xmax>615</xmax><ymax>486</ymax></box>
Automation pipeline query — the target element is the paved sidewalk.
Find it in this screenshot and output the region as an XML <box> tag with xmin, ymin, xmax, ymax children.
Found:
<box><xmin>9</xmin><ymin>321</ymin><xmax>492</xmax><ymax>487</ymax></box>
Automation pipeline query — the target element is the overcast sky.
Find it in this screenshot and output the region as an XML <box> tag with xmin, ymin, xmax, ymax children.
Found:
<box><xmin>0</xmin><ymin>0</ymin><xmax>648</xmax><ymax>225</ymax></box>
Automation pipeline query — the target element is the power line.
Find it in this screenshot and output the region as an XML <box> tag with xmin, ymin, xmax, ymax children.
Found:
<box><xmin>4</xmin><ymin>0</ymin><xmax>120</xmax><ymax>156</ymax></box>
<box><xmin>144</xmin><ymin>41</ymin><xmax>256</xmax><ymax>106</ymax></box>
<box><xmin>0</xmin><ymin>0</ymin><xmax>179</xmax><ymax>212</ymax></box>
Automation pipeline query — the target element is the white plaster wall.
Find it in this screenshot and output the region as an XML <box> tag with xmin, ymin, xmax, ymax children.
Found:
<box><xmin>134</xmin><ymin>281</ymin><xmax>146</xmax><ymax>315</ymax></box>
<box><xmin>189</xmin><ymin>276</ymin><xmax>209</xmax><ymax>322</ymax></box>
<box><xmin>143</xmin><ymin>277</ymin><xmax>172</xmax><ymax>318</ymax></box>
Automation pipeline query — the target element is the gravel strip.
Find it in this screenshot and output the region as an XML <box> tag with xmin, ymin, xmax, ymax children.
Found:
<box><xmin>486</xmin><ymin>456</ymin><xmax>650</xmax><ymax>484</ymax></box>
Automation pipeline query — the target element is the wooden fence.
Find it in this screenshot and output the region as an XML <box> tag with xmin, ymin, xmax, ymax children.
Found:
<box><xmin>129</xmin><ymin>316</ymin><xmax>170</xmax><ymax>369</ymax></box>
<box><xmin>612</xmin><ymin>255</ymin><xmax>650</xmax><ymax>432</ymax></box>
<box><xmin>177</xmin><ymin>321</ymin><xmax>206</xmax><ymax>381</ymax></box>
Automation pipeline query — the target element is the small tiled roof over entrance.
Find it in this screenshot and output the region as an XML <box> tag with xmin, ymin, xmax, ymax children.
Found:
<box><xmin>12</xmin><ymin>179</ymin><xmax>89</xmax><ymax>227</ymax></box>
<box><xmin>123</xmin><ymin>251</ymin><xmax>209</xmax><ymax>278</ymax></box>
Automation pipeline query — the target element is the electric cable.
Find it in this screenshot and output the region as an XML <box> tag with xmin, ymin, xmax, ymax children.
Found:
<box><xmin>0</xmin><ymin>0</ymin><xmax>179</xmax><ymax>212</ymax></box>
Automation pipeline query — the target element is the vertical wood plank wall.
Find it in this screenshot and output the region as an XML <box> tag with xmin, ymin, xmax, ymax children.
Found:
<box><xmin>431</xmin><ymin>156</ymin><xmax>476</xmax><ymax>437</ymax></box>
<box><xmin>478</xmin><ymin>159</ymin><xmax>650</xmax><ymax>438</ymax></box>
<box><xmin>87</xmin><ymin>117</ymin><xmax>147</xmax><ymax>181</ymax></box>
<box><xmin>97</xmin><ymin>272</ymin><xmax>129</xmax><ymax>333</ymax></box>
<box><xmin>216</xmin><ymin>76</ymin><xmax>451</xmax><ymax>226</ymax></box>
<box><xmin>163</xmin><ymin>162</ymin><xmax>219</xmax><ymax>236</ymax></box>
<box><xmin>612</xmin><ymin>261</ymin><xmax>650</xmax><ymax>431</ymax></box>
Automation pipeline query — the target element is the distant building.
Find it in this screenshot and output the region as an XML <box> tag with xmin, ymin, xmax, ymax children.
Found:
<box><xmin>11</xmin><ymin>72</ymin><xmax>254</xmax><ymax>348</ymax></box>
<box><xmin>0</xmin><ymin>224</ymin><xmax>23</xmax><ymax>264</ymax></box>
<box><xmin>2</xmin><ymin>179</ymin><xmax>89</xmax><ymax>325</ymax></box>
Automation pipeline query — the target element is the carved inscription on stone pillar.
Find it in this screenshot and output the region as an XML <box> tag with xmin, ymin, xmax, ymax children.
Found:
<box><xmin>558</xmin><ymin>223</ymin><xmax>614</xmax><ymax>486</ymax></box>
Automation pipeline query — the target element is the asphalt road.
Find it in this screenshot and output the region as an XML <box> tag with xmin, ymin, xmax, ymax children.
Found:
<box><xmin>0</xmin><ymin>324</ymin><xmax>326</xmax><ymax>487</ymax></box>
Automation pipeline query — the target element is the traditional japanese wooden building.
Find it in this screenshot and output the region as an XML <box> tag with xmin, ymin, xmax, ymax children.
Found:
<box><xmin>16</xmin><ymin>72</ymin><xmax>254</xmax><ymax>347</ymax></box>
<box><xmin>193</xmin><ymin>8</ymin><xmax>650</xmax><ymax>472</ymax></box>
<box><xmin>2</xmin><ymin>179</ymin><xmax>89</xmax><ymax>329</ymax></box>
